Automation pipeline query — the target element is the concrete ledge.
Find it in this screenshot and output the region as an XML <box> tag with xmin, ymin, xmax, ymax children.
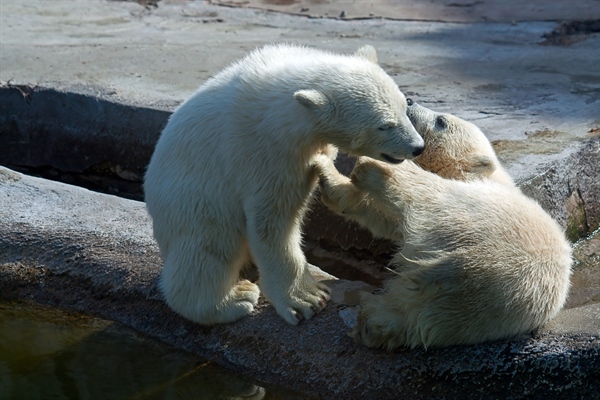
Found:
<box><xmin>2</xmin><ymin>82</ymin><xmax>598</xmax><ymax>259</ymax></box>
<box><xmin>0</xmin><ymin>84</ymin><xmax>169</xmax><ymax>199</ymax></box>
<box><xmin>1</xmin><ymin>167</ymin><xmax>598</xmax><ymax>399</ymax></box>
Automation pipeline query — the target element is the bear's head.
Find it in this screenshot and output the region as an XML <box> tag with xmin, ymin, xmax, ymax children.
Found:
<box><xmin>294</xmin><ymin>46</ymin><xmax>425</xmax><ymax>165</ymax></box>
<box><xmin>406</xmin><ymin>100</ymin><xmax>514</xmax><ymax>186</ymax></box>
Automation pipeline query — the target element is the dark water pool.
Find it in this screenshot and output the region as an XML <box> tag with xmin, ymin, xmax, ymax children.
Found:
<box><xmin>0</xmin><ymin>301</ymin><xmax>306</xmax><ymax>400</ymax></box>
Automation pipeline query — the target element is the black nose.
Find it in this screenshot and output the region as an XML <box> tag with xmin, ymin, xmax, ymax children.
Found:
<box><xmin>412</xmin><ymin>145</ymin><xmax>425</xmax><ymax>157</ymax></box>
<box><xmin>407</xmin><ymin>98</ymin><xmax>414</xmax><ymax>106</ymax></box>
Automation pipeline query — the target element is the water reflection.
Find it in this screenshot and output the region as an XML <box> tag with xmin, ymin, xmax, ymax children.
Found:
<box><xmin>0</xmin><ymin>302</ymin><xmax>302</xmax><ymax>400</ymax></box>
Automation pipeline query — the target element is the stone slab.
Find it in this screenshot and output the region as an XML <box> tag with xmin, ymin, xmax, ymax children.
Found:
<box><xmin>1</xmin><ymin>166</ymin><xmax>598</xmax><ymax>399</ymax></box>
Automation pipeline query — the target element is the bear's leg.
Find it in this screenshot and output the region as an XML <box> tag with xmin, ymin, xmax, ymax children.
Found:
<box><xmin>159</xmin><ymin>236</ymin><xmax>260</xmax><ymax>325</ymax></box>
<box><xmin>351</xmin><ymin>158</ymin><xmax>434</xmax><ymax>220</ymax></box>
<box><xmin>246</xmin><ymin>212</ymin><xmax>330</xmax><ymax>325</ymax></box>
<box><xmin>313</xmin><ymin>155</ymin><xmax>365</xmax><ymax>215</ymax></box>
<box><xmin>314</xmin><ymin>155</ymin><xmax>402</xmax><ymax>241</ymax></box>
<box><xmin>353</xmin><ymin>262</ymin><xmax>464</xmax><ymax>349</ymax></box>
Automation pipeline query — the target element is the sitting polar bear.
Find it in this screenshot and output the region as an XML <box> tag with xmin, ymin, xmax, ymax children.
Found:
<box><xmin>315</xmin><ymin>101</ymin><xmax>572</xmax><ymax>349</ymax></box>
<box><xmin>144</xmin><ymin>44</ymin><xmax>425</xmax><ymax>326</ymax></box>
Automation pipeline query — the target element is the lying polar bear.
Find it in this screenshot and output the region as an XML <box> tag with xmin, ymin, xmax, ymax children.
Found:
<box><xmin>314</xmin><ymin>101</ymin><xmax>572</xmax><ymax>349</ymax></box>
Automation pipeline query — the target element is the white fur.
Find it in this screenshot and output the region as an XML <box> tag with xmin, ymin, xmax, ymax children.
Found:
<box><xmin>144</xmin><ymin>44</ymin><xmax>425</xmax><ymax>326</ymax></box>
<box><xmin>315</xmin><ymin>102</ymin><xmax>572</xmax><ymax>348</ymax></box>
<box><xmin>407</xmin><ymin>102</ymin><xmax>515</xmax><ymax>186</ymax></box>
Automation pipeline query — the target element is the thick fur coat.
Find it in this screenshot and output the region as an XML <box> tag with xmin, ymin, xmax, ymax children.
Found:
<box><xmin>315</xmin><ymin>102</ymin><xmax>572</xmax><ymax>348</ymax></box>
<box><xmin>144</xmin><ymin>44</ymin><xmax>425</xmax><ymax>325</ymax></box>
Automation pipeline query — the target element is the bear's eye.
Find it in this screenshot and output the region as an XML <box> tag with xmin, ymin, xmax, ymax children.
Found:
<box><xmin>378</xmin><ymin>124</ymin><xmax>392</xmax><ymax>131</ymax></box>
<box><xmin>435</xmin><ymin>116</ymin><xmax>447</xmax><ymax>129</ymax></box>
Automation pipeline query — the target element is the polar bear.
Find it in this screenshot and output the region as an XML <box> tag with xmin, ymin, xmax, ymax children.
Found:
<box><xmin>315</xmin><ymin>101</ymin><xmax>572</xmax><ymax>348</ymax></box>
<box><xmin>407</xmin><ymin>98</ymin><xmax>515</xmax><ymax>187</ymax></box>
<box><xmin>144</xmin><ymin>44</ymin><xmax>425</xmax><ymax>326</ymax></box>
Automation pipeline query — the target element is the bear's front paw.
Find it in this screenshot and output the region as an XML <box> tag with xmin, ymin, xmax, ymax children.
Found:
<box><xmin>351</xmin><ymin>158</ymin><xmax>393</xmax><ymax>193</ymax></box>
<box><xmin>319</xmin><ymin>184</ymin><xmax>345</xmax><ymax>215</ymax></box>
<box><xmin>314</xmin><ymin>159</ymin><xmax>353</xmax><ymax>215</ymax></box>
<box><xmin>268</xmin><ymin>271</ymin><xmax>331</xmax><ymax>325</ymax></box>
<box><xmin>311</xmin><ymin>153</ymin><xmax>336</xmax><ymax>177</ymax></box>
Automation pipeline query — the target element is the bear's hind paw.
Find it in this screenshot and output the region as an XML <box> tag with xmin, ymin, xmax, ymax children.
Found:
<box><xmin>351</xmin><ymin>293</ymin><xmax>411</xmax><ymax>350</ymax></box>
<box><xmin>233</xmin><ymin>279</ymin><xmax>261</xmax><ymax>304</ymax></box>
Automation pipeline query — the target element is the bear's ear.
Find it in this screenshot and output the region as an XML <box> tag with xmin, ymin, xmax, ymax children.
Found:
<box><xmin>294</xmin><ymin>89</ymin><xmax>332</xmax><ymax>114</ymax></box>
<box><xmin>354</xmin><ymin>45</ymin><xmax>379</xmax><ymax>64</ymax></box>
<box><xmin>355</xmin><ymin>45</ymin><xmax>378</xmax><ymax>64</ymax></box>
<box><xmin>464</xmin><ymin>154</ymin><xmax>496</xmax><ymax>177</ymax></box>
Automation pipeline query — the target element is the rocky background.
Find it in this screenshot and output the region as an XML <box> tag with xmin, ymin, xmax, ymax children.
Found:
<box><xmin>1</xmin><ymin>0</ymin><xmax>599</xmax><ymax>398</ymax></box>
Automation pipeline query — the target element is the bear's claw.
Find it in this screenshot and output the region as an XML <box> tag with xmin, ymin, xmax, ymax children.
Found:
<box><xmin>270</xmin><ymin>281</ymin><xmax>329</xmax><ymax>325</ymax></box>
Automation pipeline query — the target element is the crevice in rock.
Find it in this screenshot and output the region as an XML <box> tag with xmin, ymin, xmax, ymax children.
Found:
<box><xmin>8</xmin><ymin>163</ymin><xmax>145</xmax><ymax>201</ymax></box>
<box><xmin>541</xmin><ymin>19</ymin><xmax>600</xmax><ymax>46</ymax></box>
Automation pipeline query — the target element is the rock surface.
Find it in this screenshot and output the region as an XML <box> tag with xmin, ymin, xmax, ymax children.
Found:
<box><xmin>1</xmin><ymin>167</ymin><xmax>598</xmax><ymax>399</ymax></box>
<box><xmin>208</xmin><ymin>0</ymin><xmax>600</xmax><ymax>22</ymax></box>
<box><xmin>2</xmin><ymin>0</ymin><xmax>599</xmax><ymax>264</ymax></box>
<box><xmin>1</xmin><ymin>0</ymin><xmax>599</xmax><ymax>398</ymax></box>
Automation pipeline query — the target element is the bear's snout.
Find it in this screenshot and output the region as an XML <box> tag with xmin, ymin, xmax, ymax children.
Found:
<box><xmin>412</xmin><ymin>144</ymin><xmax>425</xmax><ymax>157</ymax></box>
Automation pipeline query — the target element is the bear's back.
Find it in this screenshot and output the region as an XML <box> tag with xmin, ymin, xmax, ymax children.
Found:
<box><xmin>399</xmin><ymin>178</ymin><xmax>571</xmax><ymax>340</ymax></box>
<box><xmin>406</xmin><ymin>177</ymin><xmax>569</xmax><ymax>266</ymax></box>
